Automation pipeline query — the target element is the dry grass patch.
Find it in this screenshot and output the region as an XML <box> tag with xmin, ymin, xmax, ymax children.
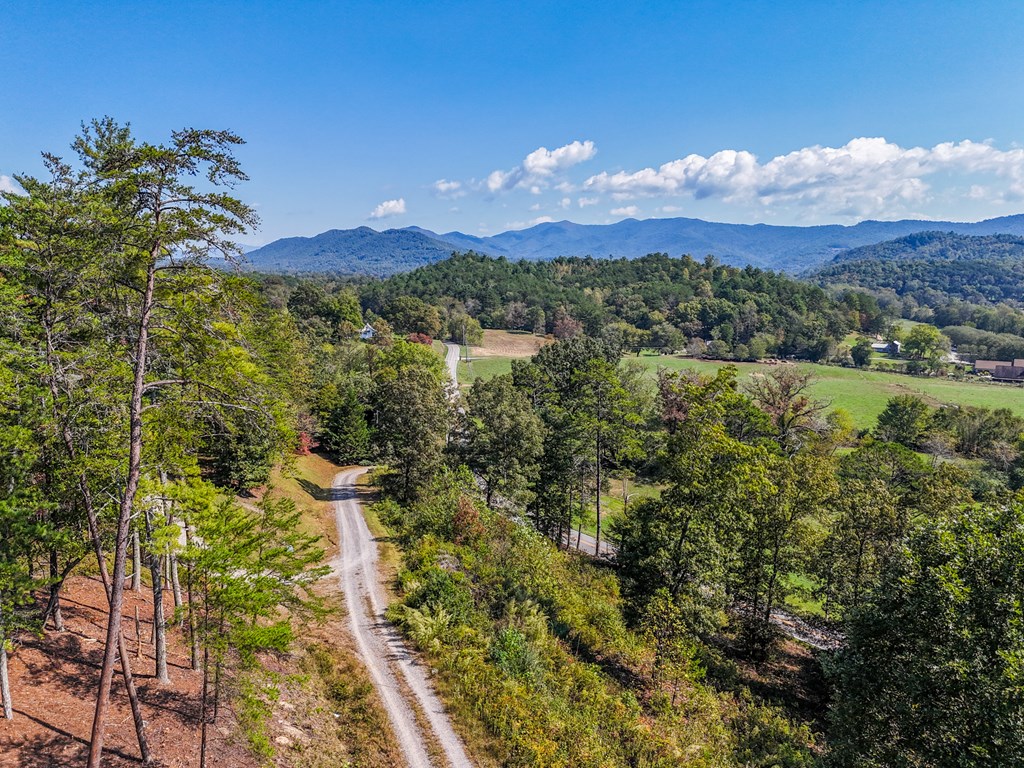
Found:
<box><xmin>471</xmin><ymin>329</ymin><xmax>549</xmax><ymax>358</ymax></box>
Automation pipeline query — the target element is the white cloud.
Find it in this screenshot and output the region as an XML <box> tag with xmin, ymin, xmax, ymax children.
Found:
<box><xmin>0</xmin><ymin>175</ymin><xmax>24</xmax><ymax>195</ymax></box>
<box><xmin>368</xmin><ymin>198</ymin><xmax>406</xmax><ymax>219</ymax></box>
<box><xmin>486</xmin><ymin>140</ymin><xmax>597</xmax><ymax>193</ymax></box>
<box><xmin>522</xmin><ymin>140</ymin><xmax>597</xmax><ymax>176</ymax></box>
<box><xmin>432</xmin><ymin>179</ymin><xmax>464</xmax><ymax>198</ymax></box>
<box><xmin>611</xmin><ymin>205</ymin><xmax>640</xmax><ymax>217</ymax></box>
<box><xmin>578</xmin><ymin>196</ymin><xmax>599</xmax><ymax>207</ymax></box>
<box><xmin>583</xmin><ymin>138</ymin><xmax>1024</xmax><ymax>219</ymax></box>
<box><xmin>659</xmin><ymin>205</ymin><xmax>682</xmax><ymax>213</ymax></box>
<box><xmin>506</xmin><ymin>215</ymin><xmax>555</xmax><ymax>230</ymax></box>
<box><xmin>529</xmin><ymin>203</ymin><xmax>542</xmax><ymax>211</ymax></box>
<box><xmin>560</xmin><ymin>197</ymin><xmax>571</xmax><ymax>209</ymax></box>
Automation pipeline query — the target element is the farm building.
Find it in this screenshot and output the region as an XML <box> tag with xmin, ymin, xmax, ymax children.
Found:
<box><xmin>870</xmin><ymin>340</ymin><xmax>902</xmax><ymax>356</ymax></box>
<box><xmin>992</xmin><ymin>364</ymin><xmax>1024</xmax><ymax>382</ymax></box>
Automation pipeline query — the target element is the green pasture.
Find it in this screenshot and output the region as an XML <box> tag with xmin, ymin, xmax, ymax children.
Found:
<box><xmin>630</xmin><ymin>354</ymin><xmax>1024</xmax><ymax>429</ymax></box>
<box><xmin>462</xmin><ymin>349</ymin><xmax>1024</xmax><ymax>429</ymax></box>
<box><xmin>458</xmin><ymin>355</ymin><xmax>515</xmax><ymax>385</ymax></box>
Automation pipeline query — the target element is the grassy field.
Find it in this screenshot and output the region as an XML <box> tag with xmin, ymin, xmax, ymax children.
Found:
<box><xmin>460</xmin><ymin>343</ymin><xmax>1024</xmax><ymax>429</ymax></box>
<box><xmin>628</xmin><ymin>354</ymin><xmax>1024</xmax><ymax>428</ymax></box>
<box><xmin>458</xmin><ymin>355</ymin><xmax>515</xmax><ymax>384</ymax></box>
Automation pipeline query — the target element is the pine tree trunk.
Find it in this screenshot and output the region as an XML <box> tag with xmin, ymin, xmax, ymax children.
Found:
<box><xmin>185</xmin><ymin>523</ymin><xmax>200</xmax><ymax>670</ymax></box>
<box><xmin>147</xmin><ymin>541</ymin><xmax>169</xmax><ymax>684</ymax></box>
<box><xmin>565</xmin><ymin>483</ymin><xmax>573</xmax><ymax>550</ymax></box>
<box><xmin>1</xmin><ymin>643</ymin><xmax>12</xmax><ymax>720</ymax></box>
<box><xmin>47</xmin><ymin>549</ymin><xmax>65</xmax><ymax>631</ymax></box>
<box><xmin>576</xmin><ymin>474</ymin><xmax>585</xmax><ymax>550</ymax></box>
<box><xmin>170</xmin><ymin>554</ymin><xmax>183</xmax><ymax>615</ymax></box>
<box><xmin>132</xmin><ymin>531</ymin><xmax>142</xmax><ymax>592</ymax></box>
<box><xmin>199</xmin><ymin>644</ymin><xmax>210</xmax><ymax>768</ymax></box>
<box><xmin>595</xmin><ymin>430</ymin><xmax>603</xmax><ymax>556</ymax></box>
<box><xmin>88</xmin><ymin>260</ymin><xmax>157</xmax><ymax>768</ymax></box>
<box><xmin>46</xmin><ymin>295</ymin><xmax>150</xmax><ymax>765</ymax></box>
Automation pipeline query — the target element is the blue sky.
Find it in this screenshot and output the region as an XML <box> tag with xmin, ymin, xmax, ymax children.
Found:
<box><xmin>4</xmin><ymin>1</ymin><xmax>1024</xmax><ymax>243</ymax></box>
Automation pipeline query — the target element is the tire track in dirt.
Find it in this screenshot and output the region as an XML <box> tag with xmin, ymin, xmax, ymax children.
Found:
<box><xmin>332</xmin><ymin>467</ymin><xmax>471</xmax><ymax>768</ymax></box>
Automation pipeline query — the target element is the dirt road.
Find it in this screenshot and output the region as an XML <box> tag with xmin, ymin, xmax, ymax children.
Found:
<box><xmin>443</xmin><ymin>342</ymin><xmax>460</xmax><ymax>396</ymax></box>
<box><xmin>332</xmin><ymin>467</ymin><xmax>471</xmax><ymax>768</ymax></box>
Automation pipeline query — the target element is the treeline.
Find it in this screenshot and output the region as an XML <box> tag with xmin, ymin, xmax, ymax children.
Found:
<box><xmin>0</xmin><ymin>122</ymin><xmax>327</xmax><ymax>766</ymax></box>
<box><xmin>356</xmin><ymin>251</ymin><xmax>888</xmax><ymax>361</ymax></box>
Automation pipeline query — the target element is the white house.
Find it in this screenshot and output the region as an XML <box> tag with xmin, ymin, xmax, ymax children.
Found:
<box><xmin>359</xmin><ymin>323</ymin><xmax>376</xmax><ymax>340</ymax></box>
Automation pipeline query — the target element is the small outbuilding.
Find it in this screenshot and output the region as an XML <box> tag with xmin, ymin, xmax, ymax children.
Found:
<box><xmin>359</xmin><ymin>323</ymin><xmax>377</xmax><ymax>340</ymax></box>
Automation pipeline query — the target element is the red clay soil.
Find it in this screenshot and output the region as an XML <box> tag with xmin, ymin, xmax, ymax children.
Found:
<box><xmin>0</xmin><ymin>575</ymin><xmax>258</xmax><ymax>768</ymax></box>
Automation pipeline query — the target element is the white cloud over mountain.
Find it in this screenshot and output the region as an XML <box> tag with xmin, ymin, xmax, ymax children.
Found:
<box><xmin>583</xmin><ymin>138</ymin><xmax>1024</xmax><ymax>219</ymax></box>
<box><xmin>486</xmin><ymin>140</ymin><xmax>596</xmax><ymax>193</ymax></box>
<box><xmin>368</xmin><ymin>198</ymin><xmax>406</xmax><ymax>219</ymax></box>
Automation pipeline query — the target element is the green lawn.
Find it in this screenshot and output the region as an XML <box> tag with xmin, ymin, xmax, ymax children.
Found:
<box><xmin>457</xmin><ymin>355</ymin><xmax>515</xmax><ymax>385</ymax></box>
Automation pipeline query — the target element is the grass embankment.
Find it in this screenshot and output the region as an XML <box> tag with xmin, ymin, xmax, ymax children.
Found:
<box><xmin>257</xmin><ymin>452</ymin><xmax>403</xmax><ymax>768</ymax></box>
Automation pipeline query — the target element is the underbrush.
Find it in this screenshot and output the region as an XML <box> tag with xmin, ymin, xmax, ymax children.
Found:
<box><xmin>377</xmin><ymin>467</ymin><xmax>817</xmax><ymax>767</ymax></box>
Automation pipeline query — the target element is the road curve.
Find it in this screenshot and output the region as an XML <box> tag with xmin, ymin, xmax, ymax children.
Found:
<box><xmin>332</xmin><ymin>467</ymin><xmax>471</xmax><ymax>768</ymax></box>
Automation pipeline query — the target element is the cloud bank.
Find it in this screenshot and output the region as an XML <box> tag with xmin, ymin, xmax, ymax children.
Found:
<box><xmin>583</xmin><ymin>138</ymin><xmax>1024</xmax><ymax>219</ymax></box>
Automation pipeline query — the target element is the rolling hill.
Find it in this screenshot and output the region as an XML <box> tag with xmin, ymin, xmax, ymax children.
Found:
<box><xmin>811</xmin><ymin>231</ymin><xmax>1024</xmax><ymax>305</ymax></box>
<box><xmin>243</xmin><ymin>214</ymin><xmax>1024</xmax><ymax>276</ymax></box>
<box><xmin>242</xmin><ymin>226</ymin><xmax>458</xmax><ymax>276</ymax></box>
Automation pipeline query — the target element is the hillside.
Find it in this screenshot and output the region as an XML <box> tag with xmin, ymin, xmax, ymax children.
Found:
<box><xmin>244</xmin><ymin>214</ymin><xmax>1024</xmax><ymax>276</ymax></box>
<box><xmin>243</xmin><ymin>226</ymin><xmax>457</xmax><ymax>275</ymax></box>
<box><xmin>812</xmin><ymin>231</ymin><xmax>1024</xmax><ymax>305</ymax></box>
<box><xmin>362</xmin><ymin>251</ymin><xmax>873</xmax><ymax>362</ymax></box>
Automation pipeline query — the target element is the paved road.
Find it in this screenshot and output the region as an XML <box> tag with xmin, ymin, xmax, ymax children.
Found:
<box><xmin>562</xmin><ymin>526</ymin><xmax>616</xmax><ymax>558</ymax></box>
<box><xmin>332</xmin><ymin>467</ymin><xmax>471</xmax><ymax>768</ymax></box>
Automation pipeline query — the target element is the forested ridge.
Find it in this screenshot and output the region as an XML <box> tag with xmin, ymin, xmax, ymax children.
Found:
<box><xmin>813</xmin><ymin>231</ymin><xmax>1024</xmax><ymax>361</ymax></box>
<box><xmin>814</xmin><ymin>231</ymin><xmax>1024</xmax><ymax>306</ymax></box>
<box><xmin>356</xmin><ymin>250</ymin><xmax>886</xmax><ymax>362</ymax></box>
<box><xmin>2</xmin><ymin>123</ymin><xmax>1024</xmax><ymax>768</ymax></box>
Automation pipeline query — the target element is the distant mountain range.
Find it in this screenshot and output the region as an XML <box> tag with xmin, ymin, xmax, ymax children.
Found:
<box><xmin>242</xmin><ymin>214</ymin><xmax>1024</xmax><ymax>276</ymax></box>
